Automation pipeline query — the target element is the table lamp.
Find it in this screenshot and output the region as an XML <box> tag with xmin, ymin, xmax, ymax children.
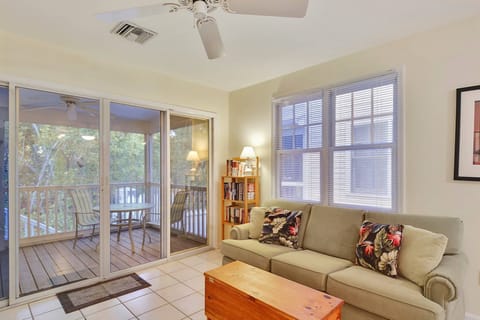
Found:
<box><xmin>186</xmin><ymin>150</ymin><xmax>200</xmax><ymax>173</ymax></box>
<box><xmin>240</xmin><ymin>146</ymin><xmax>256</xmax><ymax>175</ymax></box>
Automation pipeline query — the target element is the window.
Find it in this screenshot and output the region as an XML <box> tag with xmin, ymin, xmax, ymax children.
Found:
<box><xmin>274</xmin><ymin>72</ymin><xmax>399</xmax><ymax>211</ymax></box>
<box><xmin>275</xmin><ymin>96</ymin><xmax>323</xmax><ymax>202</ymax></box>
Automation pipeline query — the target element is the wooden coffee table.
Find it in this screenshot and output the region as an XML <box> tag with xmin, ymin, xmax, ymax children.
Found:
<box><xmin>204</xmin><ymin>261</ymin><xmax>343</xmax><ymax>320</ymax></box>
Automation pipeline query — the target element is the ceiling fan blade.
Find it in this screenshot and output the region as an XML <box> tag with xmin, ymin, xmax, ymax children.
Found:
<box><xmin>226</xmin><ymin>0</ymin><xmax>308</xmax><ymax>18</ymax></box>
<box><xmin>21</xmin><ymin>105</ymin><xmax>61</xmax><ymax>111</ymax></box>
<box><xmin>96</xmin><ymin>3</ymin><xmax>172</xmax><ymax>23</ymax></box>
<box><xmin>77</xmin><ymin>105</ymin><xmax>99</xmax><ymax>117</ymax></box>
<box><xmin>196</xmin><ymin>17</ymin><xmax>225</xmax><ymax>60</ymax></box>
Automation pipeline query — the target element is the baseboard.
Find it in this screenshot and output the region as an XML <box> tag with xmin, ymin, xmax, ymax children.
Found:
<box><xmin>465</xmin><ymin>312</ymin><xmax>480</xmax><ymax>320</ymax></box>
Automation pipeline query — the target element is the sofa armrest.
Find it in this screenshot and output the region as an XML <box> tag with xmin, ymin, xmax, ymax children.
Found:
<box><xmin>230</xmin><ymin>223</ymin><xmax>252</xmax><ymax>240</ymax></box>
<box><xmin>424</xmin><ymin>253</ymin><xmax>467</xmax><ymax>307</ymax></box>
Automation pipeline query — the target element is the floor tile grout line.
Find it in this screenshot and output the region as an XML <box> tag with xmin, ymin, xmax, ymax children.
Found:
<box><xmin>120</xmin><ymin>300</ymin><xmax>143</xmax><ymax>319</ymax></box>
<box><xmin>27</xmin><ymin>303</ymin><xmax>34</xmax><ymax>319</ymax></box>
<box><xmin>4</xmin><ymin>250</ymin><xmax>222</xmax><ymax>320</ymax></box>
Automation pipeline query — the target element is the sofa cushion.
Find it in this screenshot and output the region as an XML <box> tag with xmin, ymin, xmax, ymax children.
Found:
<box><xmin>365</xmin><ymin>212</ymin><xmax>462</xmax><ymax>255</ymax></box>
<box><xmin>221</xmin><ymin>239</ymin><xmax>295</xmax><ymax>271</ymax></box>
<box><xmin>259</xmin><ymin>209</ymin><xmax>302</xmax><ymax>248</ymax></box>
<box><xmin>327</xmin><ymin>266</ymin><xmax>445</xmax><ymax>320</ymax></box>
<box><xmin>399</xmin><ymin>225</ymin><xmax>448</xmax><ymax>286</ymax></box>
<box><xmin>261</xmin><ymin>200</ymin><xmax>312</xmax><ymax>248</ymax></box>
<box><xmin>271</xmin><ymin>250</ymin><xmax>352</xmax><ymax>291</ymax></box>
<box><xmin>341</xmin><ymin>304</ymin><xmax>387</xmax><ymax>320</ymax></box>
<box><xmin>302</xmin><ymin>206</ymin><xmax>364</xmax><ymax>262</ymax></box>
<box><xmin>356</xmin><ymin>221</ymin><xmax>403</xmax><ymax>277</ymax></box>
<box><xmin>248</xmin><ymin>207</ymin><xmax>267</xmax><ymax>239</ymax></box>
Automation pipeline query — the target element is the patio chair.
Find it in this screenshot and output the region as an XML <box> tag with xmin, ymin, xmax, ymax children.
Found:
<box><xmin>142</xmin><ymin>190</ymin><xmax>189</xmax><ymax>248</ymax></box>
<box><xmin>70</xmin><ymin>189</ymin><xmax>100</xmax><ymax>249</ymax></box>
<box><xmin>170</xmin><ymin>190</ymin><xmax>189</xmax><ymax>235</ymax></box>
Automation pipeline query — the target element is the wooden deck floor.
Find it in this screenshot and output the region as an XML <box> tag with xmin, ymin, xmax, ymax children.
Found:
<box><xmin>14</xmin><ymin>228</ymin><xmax>205</xmax><ymax>296</ymax></box>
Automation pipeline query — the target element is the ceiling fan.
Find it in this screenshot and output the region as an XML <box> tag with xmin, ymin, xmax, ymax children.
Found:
<box><xmin>21</xmin><ymin>95</ymin><xmax>98</xmax><ymax>121</ymax></box>
<box><xmin>97</xmin><ymin>0</ymin><xmax>309</xmax><ymax>59</ymax></box>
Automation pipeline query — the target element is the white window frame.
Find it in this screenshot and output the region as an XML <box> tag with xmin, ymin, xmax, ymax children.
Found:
<box><xmin>273</xmin><ymin>71</ymin><xmax>402</xmax><ymax>212</ymax></box>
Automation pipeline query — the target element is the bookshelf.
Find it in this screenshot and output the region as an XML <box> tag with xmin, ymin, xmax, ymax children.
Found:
<box><xmin>221</xmin><ymin>157</ymin><xmax>260</xmax><ymax>239</ymax></box>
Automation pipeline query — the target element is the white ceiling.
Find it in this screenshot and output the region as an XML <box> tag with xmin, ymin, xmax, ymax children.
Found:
<box><xmin>1</xmin><ymin>0</ymin><xmax>480</xmax><ymax>91</ymax></box>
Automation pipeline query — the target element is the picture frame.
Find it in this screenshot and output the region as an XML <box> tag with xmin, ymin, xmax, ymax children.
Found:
<box><xmin>454</xmin><ymin>85</ymin><xmax>480</xmax><ymax>181</ymax></box>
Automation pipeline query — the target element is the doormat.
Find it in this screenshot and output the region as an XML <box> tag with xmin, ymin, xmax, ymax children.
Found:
<box><xmin>57</xmin><ymin>273</ymin><xmax>150</xmax><ymax>313</ymax></box>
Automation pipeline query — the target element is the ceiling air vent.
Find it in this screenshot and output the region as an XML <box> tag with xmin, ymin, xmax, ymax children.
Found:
<box><xmin>111</xmin><ymin>21</ymin><xmax>157</xmax><ymax>45</ymax></box>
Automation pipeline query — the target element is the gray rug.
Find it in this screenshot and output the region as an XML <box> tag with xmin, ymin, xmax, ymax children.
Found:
<box><xmin>57</xmin><ymin>273</ymin><xmax>150</xmax><ymax>313</ymax></box>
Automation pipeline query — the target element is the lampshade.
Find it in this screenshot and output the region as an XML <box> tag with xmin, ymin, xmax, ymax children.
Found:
<box><xmin>240</xmin><ymin>146</ymin><xmax>256</xmax><ymax>159</ymax></box>
<box><xmin>186</xmin><ymin>150</ymin><xmax>200</xmax><ymax>162</ymax></box>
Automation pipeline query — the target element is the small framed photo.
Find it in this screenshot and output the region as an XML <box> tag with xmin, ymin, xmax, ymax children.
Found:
<box><xmin>454</xmin><ymin>85</ymin><xmax>480</xmax><ymax>180</ymax></box>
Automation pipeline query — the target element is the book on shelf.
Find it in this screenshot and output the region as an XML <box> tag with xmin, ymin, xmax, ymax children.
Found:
<box><xmin>226</xmin><ymin>159</ymin><xmax>253</xmax><ymax>177</ymax></box>
<box><xmin>223</xmin><ymin>181</ymin><xmax>255</xmax><ymax>201</ymax></box>
<box><xmin>247</xmin><ymin>182</ymin><xmax>255</xmax><ymax>200</ymax></box>
<box><xmin>224</xmin><ymin>206</ymin><xmax>252</xmax><ymax>224</ymax></box>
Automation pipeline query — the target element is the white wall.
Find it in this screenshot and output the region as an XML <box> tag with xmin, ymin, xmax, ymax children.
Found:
<box><xmin>229</xmin><ymin>14</ymin><xmax>480</xmax><ymax>316</ymax></box>
<box><xmin>0</xmin><ymin>29</ymin><xmax>230</xmax><ymax>244</ymax></box>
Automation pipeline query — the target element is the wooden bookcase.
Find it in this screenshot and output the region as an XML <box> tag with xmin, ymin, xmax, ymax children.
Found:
<box><xmin>221</xmin><ymin>157</ymin><xmax>260</xmax><ymax>239</ymax></box>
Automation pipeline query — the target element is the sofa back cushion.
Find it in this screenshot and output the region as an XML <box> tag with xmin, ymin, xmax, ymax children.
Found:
<box><xmin>365</xmin><ymin>212</ymin><xmax>463</xmax><ymax>254</ymax></box>
<box><xmin>302</xmin><ymin>206</ymin><xmax>364</xmax><ymax>262</ymax></box>
<box><xmin>248</xmin><ymin>207</ymin><xmax>268</xmax><ymax>239</ymax></box>
<box><xmin>398</xmin><ymin>225</ymin><xmax>448</xmax><ymax>286</ymax></box>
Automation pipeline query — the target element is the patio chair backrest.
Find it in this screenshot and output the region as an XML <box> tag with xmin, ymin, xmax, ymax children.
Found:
<box><xmin>70</xmin><ymin>189</ymin><xmax>94</xmax><ymax>214</ymax></box>
<box><xmin>171</xmin><ymin>191</ymin><xmax>188</xmax><ymax>224</ymax></box>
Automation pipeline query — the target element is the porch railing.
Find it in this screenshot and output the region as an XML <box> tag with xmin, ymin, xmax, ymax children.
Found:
<box><xmin>143</xmin><ymin>184</ymin><xmax>207</xmax><ymax>242</ymax></box>
<box><xmin>18</xmin><ymin>183</ymin><xmax>208</xmax><ymax>244</ymax></box>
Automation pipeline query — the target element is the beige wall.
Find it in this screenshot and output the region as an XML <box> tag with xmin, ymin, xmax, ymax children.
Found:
<box><xmin>0</xmin><ymin>29</ymin><xmax>229</xmax><ymax>246</ymax></box>
<box><xmin>230</xmin><ymin>15</ymin><xmax>480</xmax><ymax>317</ymax></box>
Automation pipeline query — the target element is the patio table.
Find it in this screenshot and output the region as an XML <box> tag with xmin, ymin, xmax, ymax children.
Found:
<box><xmin>93</xmin><ymin>203</ymin><xmax>153</xmax><ymax>253</ymax></box>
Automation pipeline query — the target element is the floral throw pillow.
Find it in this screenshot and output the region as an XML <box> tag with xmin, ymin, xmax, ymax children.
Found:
<box><xmin>258</xmin><ymin>208</ymin><xmax>302</xmax><ymax>249</ymax></box>
<box><xmin>355</xmin><ymin>221</ymin><xmax>404</xmax><ymax>277</ymax></box>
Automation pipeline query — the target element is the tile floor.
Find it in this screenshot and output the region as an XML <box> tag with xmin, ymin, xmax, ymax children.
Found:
<box><xmin>0</xmin><ymin>249</ymin><xmax>223</xmax><ymax>320</ymax></box>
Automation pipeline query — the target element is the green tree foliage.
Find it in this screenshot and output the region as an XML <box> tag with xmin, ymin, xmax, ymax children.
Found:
<box><xmin>170</xmin><ymin>125</ymin><xmax>192</xmax><ymax>187</ymax></box>
<box><xmin>110</xmin><ymin>131</ymin><xmax>145</xmax><ymax>183</ymax></box>
<box><xmin>17</xmin><ymin>124</ymin><xmax>148</xmax><ymax>187</ymax></box>
<box><xmin>170</xmin><ymin>120</ymin><xmax>209</xmax><ymax>188</ymax></box>
<box><xmin>18</xmin><ymin>123</ymin><xmax>100</xmax><ymax>186</ymax></box>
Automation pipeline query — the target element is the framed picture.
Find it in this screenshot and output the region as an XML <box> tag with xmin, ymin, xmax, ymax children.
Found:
<box><xmin>454</xmin><ymin>85</ymin><xmax>480</xmax><ymax>180</ymax></box>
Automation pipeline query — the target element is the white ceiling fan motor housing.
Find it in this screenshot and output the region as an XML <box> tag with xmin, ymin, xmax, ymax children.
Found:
<box><xmin>193</xmin><ymin>1</ymin><xmax>208</xmax><ymax>19</ymax></box>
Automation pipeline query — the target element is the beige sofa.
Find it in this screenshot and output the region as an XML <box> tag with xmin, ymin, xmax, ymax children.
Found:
<box><xmin>221</xmin><ymin>200</ymin><xmax>466</xmax><ymax>320</ymax></box>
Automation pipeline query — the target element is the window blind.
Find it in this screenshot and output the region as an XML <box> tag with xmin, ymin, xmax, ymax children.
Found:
<box><xmin>275</xmin><ymin>95</ymin><xmax>323</xmax><ymax>202</ymax></box>
<box><xmin>328</xmin><ymin>73</ymin><xmax>398</xmax><ymax>210</ymax></box>
<box><xmin>274</xmin><ymin>72</ymin><xmax>399</xmax><ymax>211</ymax></box>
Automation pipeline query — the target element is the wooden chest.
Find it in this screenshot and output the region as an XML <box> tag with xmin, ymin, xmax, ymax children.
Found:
<box><xmin>204</xmin><ymin>261</ymin><xmax>343</xmax><ymax>320</ymax></box>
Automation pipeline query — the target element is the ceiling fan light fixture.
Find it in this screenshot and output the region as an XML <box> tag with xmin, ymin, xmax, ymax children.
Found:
<box><xmin>193</xmin><ymin>0</ymin><xmax>208</xmax><ymax>19</ymax></box>
<box><xmin>81</xmin><ymin>135</ymin><xmax>96</xmax><ymax>141</ymax></box>
<box><xmin>66</xmin><ymin>102</ymin><xmax>77</xmax><ymax>121</ymax></box>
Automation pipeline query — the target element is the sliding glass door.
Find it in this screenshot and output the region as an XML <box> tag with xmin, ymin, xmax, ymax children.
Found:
<box><xmin>8</xmin><ymin>84</ymin><xmax>212</xmax><ymax>301</ymax></box>
<box><xmin>0</xmin><ymin>85</ymin><xmax>8</xmax><ymax>301</ymax></box>
<box><xmin>109</xmin><ymin>102</ymin><xmax>163</xmax><ymax>272</ymax></box>
<box><xmin>169</xmin><ymin>115</ymin><xmax>209</xmax><ymax>254</ymax></box>
<box><xmin>16</xmin><ymin>87</ymin><xmax>101</xmax><ymax>296</ymax></box>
